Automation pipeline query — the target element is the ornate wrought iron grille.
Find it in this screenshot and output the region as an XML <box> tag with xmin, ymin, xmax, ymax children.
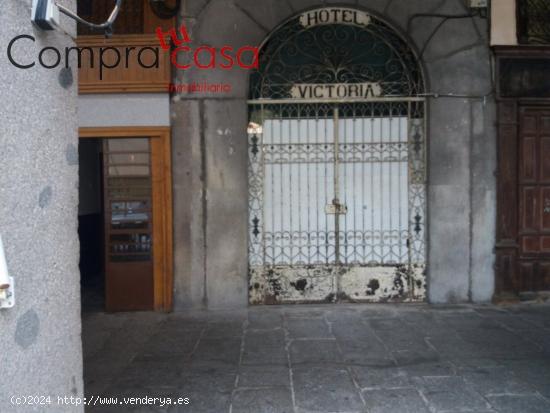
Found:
<box><xmin>249</xmin><ymin>14</ymin><xmax>424</xmax><ymax>99</ymax></box>
<box><xmin>248</xmin><ymin>9</ymin><xmax>427</xmax><ymax>304</ymax></box>
<box><xmin>517</xmin><ymin>0</ymin><xmax>550</xmax><ymax>44</ymax></box>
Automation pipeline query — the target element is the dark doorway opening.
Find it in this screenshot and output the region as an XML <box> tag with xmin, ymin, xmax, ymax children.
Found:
<box><xmin>78</xmin><ymin>138</ymin><xmax>105</xmax><ymax>312</ymax></box>
<box><xmin>79</xmin><ymin>135</ymin><xmax>159</xmax><ymax>312</ymax></box>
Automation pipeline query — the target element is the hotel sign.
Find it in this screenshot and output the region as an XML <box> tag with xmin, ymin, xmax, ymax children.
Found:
<box><xmin>290</xmin><ymin>83</ymin><xmax>382</xmax><ymax>100</ymax></box>
<box><xmin>299</xmin><ymin>8</ymin><xmax>371</xmax><ymax>28</ymax></box>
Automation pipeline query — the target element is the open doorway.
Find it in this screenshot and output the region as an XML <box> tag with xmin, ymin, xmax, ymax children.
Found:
<box><xmin>79</xmin><ymin>137</ymin><xmax>156</xmax><ymax>311</ymax></box>
<box><xmin>78</xmin><ymin>127</ymin><xmax>174</xmax><ymax>312</ymax></box>
<box><xmin>79</xmin><ymin>139</ymin><xmax>104</xmax><ymax>312</ymax></box>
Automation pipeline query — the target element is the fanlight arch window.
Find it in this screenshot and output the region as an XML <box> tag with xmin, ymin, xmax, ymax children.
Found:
<box><xmin>249</xmin><ymin>10</ymin><xmax>425</xmax><ymax>100</ymax></box>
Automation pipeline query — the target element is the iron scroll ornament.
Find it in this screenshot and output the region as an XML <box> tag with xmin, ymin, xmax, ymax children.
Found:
<box><xmin>249</xmin><ymin>11</ymin><xmax>425</xmax><ymax>100</ymax></box>
<box><xmin>517</xmin><ymin>0</ymin><xmax>550</xmax><ymax>44</ymax></box>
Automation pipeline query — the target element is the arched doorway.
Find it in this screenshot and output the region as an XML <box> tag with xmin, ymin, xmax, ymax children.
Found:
<box><xmin>247</xmin><ymin>7</ymin><xmax>426</xmax><ymax>304</ymax></box>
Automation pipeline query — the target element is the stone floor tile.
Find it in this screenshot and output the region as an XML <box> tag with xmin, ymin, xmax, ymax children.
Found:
<box><xmin>293</xmin><ymin>366</ymin><xmax>364</xmax><ymax>412</ymax></box>
<box><xmin>241</xmin><ymin>344</ymin><xmax>288</xmax><ymax>366</ymax></box>
<box><xmin>190</xmin><ymin>338</ymin><xmax>242</xmax><ymax>363</ymax></box>
<box><xmin>176</xmin><ymin>370</ymin><xmax>236</xmax><ymax>412</ymax></box>
<box><xmin>417</xmin><ymin>376</ymin><xmax>491</xmax><ymax>412</ymax></box>
<box><xmin>330</xmin><ymin>319</ymin><xmax>375</xmax><ymax>340</ymax></box>
<box><xmin>324</xmin><ymin>307</ymin><xmax>363</xmax><ymax>323</ymax></box>
<box><xmin>337</xmin><ymin>339</ymin><xmax>394</xmax><ymax>366</ymax></box>
<box><xmin>114</xmin><ymin>360</ymin><xmax>186</xmax><ymax>389</ymax></box>
<box><xmin>399</xmin><ymin>360</ymin><xmax>456</xmax><ymax>378</ymax></box>
<box><xmin>247</xmin><ymin>310</ymin><xmax>284</xmax><ymax>330</ymax></box>
<box><xmin>443</xmin><ymin>314</ymin><xmax>504</xmax><ymax>333</ymax></box>
<box><xmin>287</xmin><ymin>318</ymin><xmax>333</xmax><ymax>339</ymax></box>
<box><xmin>450</xmin><ymin>357</ymin><xmax>502</xmax><ymax>370</ymax></box>
<box><xmin>82</xmin><ymin>303</ymin><xmax>550</xmax><ymax>413</ymax></box>
<box><xmin>289</xmin><ymin>340</ymin><xmax>343</xmax><ymax>365</ymax></box>
<box><xmin>461</xmin><ymin>366</ymin><xmax>536</xmax><ymax>396</ymax></box>
<box><xmin>82</xmin><ymin>329</ymin><xmax>114</xmax><ymax>360</ymax></box>
<box><xmin>392</xmin><ymin>348</ymin><xmax>441</xmax><ymax>366</ymax></box>
<box><xmin>363</xmin><ymin>388</ymin><xmax>430</xmax><ymax>413</ymax></box>
<box><xmin>231</xmin><ymin>387</ymin><xmax>293</xmax><ymax>413</ymax></box>
<box><xmin>244</xmin><ymin>328</ymin><xmax>286</xmax><ymax>347</ymax></box>
<box><xmin>181</xmin><ymin>371</ymin><xmax>236</xmax><ymax>391</ymax></box>
<box><xmin>375</xmin><ymin>329</ymin><xmax>433</xmax><ymax>352</ymax></box>
<box><xmin>500</xmin><ymin>359</ymin><xmax>550</xmax><ymax>398</ymax></box>
<box><xmin>508</xmin><ymin>306</ymin><xmax>550</xmax><ymax>329</ymax></box>
<box><xmin>204</xmin><ymin>309</ymin><xmax>249</xmax><ymax>323</ymax></box>
<box><xmin>351</xmin><ymin>365</ymin><xmax>409</xmax><ymax>389</ymax></box>
<box><xmin>486</xmin><ymin>394</ymin><xmax>550</xmax><ymax>413</ymax></box>
<box><xmin>518</xmin><ymin>329</ymin><xmax>550</xmax><ymax>354</ymax></box>
<box><xmin>425</xmin><ymin>336</ymin><xmax>482</xmax><ymax>360</ymax></box>
<box><xmin>135</xmin><ymin>333</ymin><xmax>200</xmax><ymax>361</ymax></box>
<box><xmin>283</xmin><ymin>307</ymin><xmax>328</xmax><ymax>319</ymax></box>
<box><xmin>202</xmin><ymin>321</ymin><xmax>244</xmax><ymax>339</ymax></box>
<box><xmin>237</xmin><ymin>365</ymin><xmax>290</xmax><ymax>388</ymax></box>
<box><xmin>367</xmin><ymin>317</ymin><xmax>406</xmax><ymax>331</ymax></box>
<box><xmin>159</xmin><ymin>318</ymin><xmax>207</xmax><ymax>333</ymax></box>
<box><xmin>183</xmin><ymin>359</ymin><xmax>239</xmax><ymax>375</ymax></box>
<box><xmin>480</xmin><ymin>314</ymin><xmax>540</xmax><ymax>332</ymax></box>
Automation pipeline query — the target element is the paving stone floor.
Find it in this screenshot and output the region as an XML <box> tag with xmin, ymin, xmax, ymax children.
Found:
<box><xmin>82</xmin><ymin>304</ymin><xmax>550</xmax><ymax>413</ymax></box>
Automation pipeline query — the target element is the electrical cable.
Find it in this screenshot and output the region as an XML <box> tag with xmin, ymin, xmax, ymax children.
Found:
<box><xmin>407</xmin><ymin>11</ymin><xmax>482</xmax><ymax>59</ymax></box>
<box><xmin>55</xmin><ymin>0</ymin><xmax>122</xmax><ymax>36</ymax></box>
<box><xmin>406</xmin><ymin>5</ymin><xmax>494</xmax><ymax>100</ymax></box>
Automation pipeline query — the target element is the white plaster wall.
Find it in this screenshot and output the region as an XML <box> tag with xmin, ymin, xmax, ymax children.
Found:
<box><xmin>491</xmin><ymin>0</ymin><xmax>517</xmax><ymax>45</ymax></box>
<box><xmin>78</xmin><ymin>94</ymin><xmax>170</xmax><ymax>127</ymax></box>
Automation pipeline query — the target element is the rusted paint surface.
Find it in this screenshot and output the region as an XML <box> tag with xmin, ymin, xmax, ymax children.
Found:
<box><xmin>249</xmin><ymin>265</ymin><xmax>426</xmax><ymax>304</ymax></box>
<box><xmin>249</xmin><ymin>266</ymin><xmax>336</xmax><ymax>304</ymax></box>
<box><xmin>340</xmin><ymin>265</ymin><xmax>425</xmax><ymax>302</ymax></box>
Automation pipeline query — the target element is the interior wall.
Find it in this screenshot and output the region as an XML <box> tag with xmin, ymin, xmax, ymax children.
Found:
<box><xmin>78</xmin><ymin>94</ymin><xmax>171</xmax><ymax>128</ymax></box>
<box><xmin>0</xmin><ymin>1</ymin><xmax>84</xmax><ymax>411</ymax></box>
<box><xmin>171</xmin><ymin>0</ymin><xmax>496</xmax><ymax>308</ymax></box>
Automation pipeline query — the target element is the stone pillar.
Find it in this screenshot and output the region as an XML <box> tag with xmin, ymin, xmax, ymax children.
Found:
<box><xmin>0</xmin><ymin>1</ymin><xmax>83</xmax><ymax>411</ymax></box>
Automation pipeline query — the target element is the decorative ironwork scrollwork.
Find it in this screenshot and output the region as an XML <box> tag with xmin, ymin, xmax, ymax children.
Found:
<box><xmin>249</xmin><ymin>13</ymin><xmax>424</xmax><ymax>99</ymax></box>
<box><xmin>518</xmin><ymin>0</ymin><xmax>550</xmax><ymax>44</ymax></box>
<box><xmin>247</xmin><ymin>9</ymin><xmax>427</xmax><ymax>303</ymax></box>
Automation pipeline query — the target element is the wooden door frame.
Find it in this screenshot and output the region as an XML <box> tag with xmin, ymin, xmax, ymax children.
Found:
<box><xmin>494</xmin><ymin>46</ymin><xmax>550</xmax><ymax>298</ymax></box>
<box><xmin>79</xmin><ymin>126</ymin><xmax>173</xmax><ymax>312</ymax></box>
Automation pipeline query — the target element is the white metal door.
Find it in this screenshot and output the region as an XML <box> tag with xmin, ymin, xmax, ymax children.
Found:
<box><xmin>246</xmin><ymin>7</ymin><xmax>427</xmax><ymax>304</ymax></box>
<box><xmin>248</xmin><ymin>100</ymin><xmax>426</xmax><ymax>304</ymax></box>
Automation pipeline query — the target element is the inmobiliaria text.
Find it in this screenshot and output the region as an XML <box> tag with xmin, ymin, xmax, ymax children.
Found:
<box><xmin>7</xmin><ymin>25</ymin><xmax>259</xmax><ymax>79</ymax></box>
